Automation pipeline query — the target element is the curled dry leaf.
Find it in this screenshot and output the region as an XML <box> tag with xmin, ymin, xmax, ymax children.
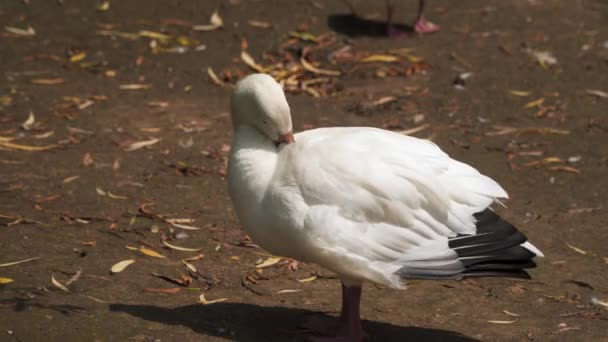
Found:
<box><xmin>107</xmin><ymin>191</ymin><xmax>128</xmax><ymax>199</ymax></box>
<box><xmin>166</xmin><ymin>219</ymin><xmax>201</xmax><ymax>230</ymax></box>
<box><xmin>139</xmin><ymin>247</ymin><xmax>166</xmax><ymax>259</ymax></box>
<box><xmin>199</xmin><ymin>293</ymin><xmax>228</xmax><ymax>305</ymax></box>
<box><xmin>0</xmin><ymin>257</ymin><xmax>40</xmax><ymax>268</ymax></box>
<box><xmin>300</xmin><ymin>56</ymin><xmax>340</xmax><ymax>76</ymax></box>
<box><xmin>241</xmin><ymin>51</ymin><xmax>265</xmax><ymax>72</ymax></box>
<box><xmin>503</xmin><ymin>310</ymin><xmax>520</xmax><ymax>317</ymax></box>
<box><xmin>207</xmin><ymin>67</ymin><xmax>225</xmax><ymax>86</ymax></box>
<box><xmin>182</xmin><ymin>260</ymin><xmax>197</xmax><ymax>273</ymax></box>
<box><xmin>0</xmin><ymin>277</ymin><xmax>14</xmax><ymax>284</ymax></box>
<box><xmin>193</xmin><ymin>10</ymin><xmax>223</xmax><ymax>31</ymax></box>
<box><xmin>524</xmin><ymin>98</ymin><xmax>545</xmax><ymax>108</ymax></box>
<box><xmin>96</xmin><ymin>187</ymin><xmax>106</xmax><ymax>196</ymax></box>
<box><xmin>162</xmin><ymin>240</ymin><xmax>202</xmax><ymax>252</ymax></box>
<box><xmin>124</xmin><ymin>138</ymin><xmax>160</xmax><ymax>151</ymax></box>
<box><xmin>21</xmin><ymin>112</ymin><xmax>35</xmax><ymax>130</ymax></box>
<box><xmin>256</xmin><ymin>256</ymin><xmax>281</xmax><ymax>268</ymax></box>
<box><xmin>51</xmin><ymin>275</ymin><xmax>70</xmax><ymax>292</ymax></box>
<box><xmin>110</xmin><ymin>259</ymin><xmax>135</xmax><ymax>274</ymax></box>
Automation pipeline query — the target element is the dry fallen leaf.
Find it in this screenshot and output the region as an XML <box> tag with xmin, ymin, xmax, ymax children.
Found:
<box><xmin>276</xmin><ymin>289</ymin><xmax>303</xmax><ymax>294</ymax></box>
<box><xmin>524</xmin><ymin>97</ymin><xmax>545</xmax><ymax>108</ymax></box>
<box><xmin>51</xmin><ymin>275</ymin><xmax>70</xmax><ymax>292</ymax></box>
<box><xmin>162</xmin><ymin>240</ymin><xmax>203</xmax><ymax>252</ymax></box>
<box><xmin>0</xmin><ymin>257</ymin><xmax>40</xmax><ymax>268</ymax></box>
<box><xmin>297</xmin><ymin>275</ymin><xmax>317</xmax><ymax>283</ymax></box>
<box><xmin>139</xmin><ymin>247</ymin><xmax>166</xmax><ymax>259</ymax></box>
<box><xmin>487</xmin><ymin>320</ymin><xmax>517</xmax><ymax>324</ymax></box>
<box><xmin>585</xmin><ymin>89</ymin><xmax>608</xmax><ymax>99</ymax></box>
<box><xmin>21</xmin><ymin>112</ymin><xmax>35</xmax><ymax>130</ymax></box>
<box><xmin>207</xmin><ymin>67</ymin><xmax>225</xmax><ymax>86</ymax></box>
<box><xmin>199</xmin><ymin>293</ymin><xmax>228</xmax><ymax>305</ymax></box>
<box><xmin>144</xmin><ymin>287</ymin><xmax>181</xmax><ymax>294</ymax></box>
<box><xmin>241</xmin><ymin>51</ymin><xmax>265</xmax><ymax>72</ymax></box>
<box><xmin>360</xmin><ymin>54</ymin><xmax>399</xmax><ymax>63</ymax></box>
<box><xmin>0</xmin><ymin>141</ymin><xmax>58</xmax><ymax>151</ymax></box>
<box><xmin>110</xmin><ymin>259</ymin><xmax>135</xmax><ymax>274</ymax></box>
<box><xmin>5</xmin><ymin>25</ymin><xmax>36</xmax><ymax>36</ymax></box>
<box><xmin>31</xmin><ymin>78</ymin><xmax>65</xmax><ymax>85</ymax></box>
<box><xmin>566</xmin><ymin>243</ymin><xmax>587</xmax><ymax>255</ymax></box>
<box><xmin>256</xmin><ymin>256</ymin><xmax>281</xmax><ymax>268</ymax></box>
<box><xmin>248</xmin><ymin>20</ymin><xmax>272</xmax><ymax>29</ymax></box>
<box><xmin>166</xmin><ymin>219</ymin><xmax>202</xmax><ymax>230</ymax></box>
<box><xmin>503</xmin><ymin>310</ymin><xmax>520</xmax><ymax>317</ymax></box>
<box><xmin>119</xmin><ymin>84</ymin><xmax>152</xmax><ymax>90</ymax></box>
<box><xmin>69</xmin><ymin>52</ymin><xmax>87</xmax><ymax>63</ymax></box>
<box><xmin>193</xmin><ymin>10</ymin><xmax>223</xmax><ymax>31</ymax></box>
<box><xmin>96</xmin><ymin>1</ymin><xmax>110</xmax><ymax>11</ymax></box>
<box><xmin>301</xmin><ymin>57</ymin><xmax>340</xmax><ymax>76</ymax></box>
<box><xmin>509</xmin><ymin>90</ymin><xmax>531</xmax><ymax>97</ymax></box>
<box><xmin>0</xmin><ymin>277</ymin><xmax>14</xmax><ymax>284</ymax></box>
<box><xmin>124</xmin><ymin>138</ymin><xmax>160</xmax><ymax>151</ymax></box>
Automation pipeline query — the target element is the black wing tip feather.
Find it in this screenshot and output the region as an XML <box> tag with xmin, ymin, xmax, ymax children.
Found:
<box><xmin>395</xmin><ymin>209</ymin><xmax>540</xmax><ymax>281</ymax></box>
<box><xmin>452</xmin><ymin>208</ymin><xmax>538</xmax><ymax>278</ymax></box>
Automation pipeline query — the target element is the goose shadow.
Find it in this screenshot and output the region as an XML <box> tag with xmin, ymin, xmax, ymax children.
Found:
<box><xmin>327</xmin><ymin>14</ymin><xmax>412</xmax><ymax>37</ymax></box>
<box><xmin>110</xmin><ymin>302</ymin><xmax>478</xmax><ymax>342</ymax></box>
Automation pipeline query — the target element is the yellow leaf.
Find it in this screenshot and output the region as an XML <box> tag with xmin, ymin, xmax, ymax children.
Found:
<box><xmin>119</xmin><ymin>83</ymin><xmax>152</xmax><ymax>90</ymax></box>
<box><xmin>256</xmin><ymin>256</ymin><xmax>281</xmax><ymax>268</ymax></box>
<box><xmin>69</xmin><ymin>52</ymin><xmax>87</xmax><ymax>63</ymax></box>
<box><xmin>241</xmin><ymin>51</ymin><xmax>265</xmax><ymax>72</ymax></box>
<box><xmin>125</xmin><ymin>245</ymin><xmax>138</xmax><ymax>251</ymax></box>
<box><xmin>297</xmin><ymin>275</ymin><xmax>317</xmax><ymax>283</ymax></box>
<box><xmin>138</xmin><ymin>30</ymin><xmax>171</xmax><ymax>40</ymax></box>
<box><xmin>360</xmin><ymin>54</ymin><xmax>399</xmax><ymax>63</ymax></box>
<box><xmin>405</xmin><ymin>55</ymin><xmax>423</xmax><ymax>63</ymax></box>
<box><xmin>288</xmin><ymin>31</ymin><xmax>318</xmax><ymax>42</ymax></box>
<box><xmin>139</xmin><ymin>247</ymin><xmax>166</xmax><ymax>258</ymax></box>
<box><xmin>0</xmin><ymin>277</ymin><xmax>14</xmax><ymax>284</ymax></box>
<box><xmin>31</xmin><ymin>78</ymin><xmax>65</xmax><ymax>85</ymax></box>
<box><xmin>509</xmin><ymin>90</ymin><xmax>531</xmax><ymax>97</ymax></box>
<box><xmin>96</xmin><ymin>1</ymin><xmax>110</xmax><ymax>11</ymax></box>
<box><xmin>300</xmin><ymin>57</ymin><xmax>340</xmax><ymax>76</ymax></box>
<box><xmin>51</xmin><ymin>275</ymin><xmax>70</xmax><ymax>292</ymax></box>
<box><xmin>110</xmin><ymin>259</ymin><xmax>135</xmax><ymax>273</ymax></box>
<box><xmin>0</xmin><ymin>141</ymin><xmax>58</xmax><ymax>151</ymax></box>
<box><xmin>524</xmin><ymin>97</ymin><xmax>545</xmax><ymax>108</ymax></box>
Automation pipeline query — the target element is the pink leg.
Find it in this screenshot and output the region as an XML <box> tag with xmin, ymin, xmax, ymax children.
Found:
<box><xmin>304</xmin><ymin>283</ymin><xmax>364</xmax><ymax>342</ymax></box>
<box><xmin>414</xmin><ymin>0</ymin><xmax>440</xmax><ymax>34</ymax></box>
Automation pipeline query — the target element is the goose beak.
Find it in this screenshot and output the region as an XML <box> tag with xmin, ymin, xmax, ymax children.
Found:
<box><xmin>275</xmin><ymin>131</ymin><xmax>295</xmax><ymax>146</ymax></box>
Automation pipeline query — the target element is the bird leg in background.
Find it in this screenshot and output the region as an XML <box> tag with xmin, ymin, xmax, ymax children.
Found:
<box><xmin>387</xmin><ymin>0</ymin><xmax>440</xmax><ymax>36</ymax></box>
<box><xmin>305</xmin><ymin>283</ymin><xmax>365</xmax><ymax>342</ymax></box>
<box><xmin>414</xmin><ymin>0</ymin><xmax>440</xmax><ymax>34</ymax></box>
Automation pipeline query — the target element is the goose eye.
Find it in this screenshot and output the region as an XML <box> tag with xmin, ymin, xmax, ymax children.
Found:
<box><xmin>263</xmin><ymin>120</ymin><xmax>269</xmax><ymax>125</ymax></box>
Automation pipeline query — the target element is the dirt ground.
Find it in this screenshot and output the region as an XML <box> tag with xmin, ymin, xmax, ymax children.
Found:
<box><xmin>1</xmin><ymin>0</ymin><xmax>608</xmax><ymax>341</ymax></box>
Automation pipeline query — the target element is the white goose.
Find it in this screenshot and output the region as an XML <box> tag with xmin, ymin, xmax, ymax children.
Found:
<box><xmin>227</xmin><ymin>74</ymin><xmax>542</xmax><ymax>342</ymax></box>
